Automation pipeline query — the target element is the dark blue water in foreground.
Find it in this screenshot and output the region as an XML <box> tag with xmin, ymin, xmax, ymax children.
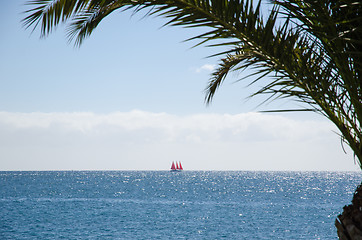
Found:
<box><xmin>0</xmin><ymin>171</ymin><xmax>361</xmax><ymax>239</ymax></box>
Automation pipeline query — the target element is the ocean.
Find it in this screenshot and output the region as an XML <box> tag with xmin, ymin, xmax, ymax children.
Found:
<box><xmin>0</xmin><ymin>171</ymin><xmax>360</xmax><ymax>239</ymax></box>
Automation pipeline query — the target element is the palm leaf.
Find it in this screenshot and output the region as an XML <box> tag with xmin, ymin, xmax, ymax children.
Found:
<box><xmin>22</xmin><ymin>0</ymin><xmax>362</xmax><ymax>163</ymax></box>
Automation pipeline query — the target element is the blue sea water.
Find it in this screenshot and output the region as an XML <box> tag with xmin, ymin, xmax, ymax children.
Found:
<box><xmin>0</xmin><ymin>171</ymin><xmax>361</xmax><ymax>239</ymax></box>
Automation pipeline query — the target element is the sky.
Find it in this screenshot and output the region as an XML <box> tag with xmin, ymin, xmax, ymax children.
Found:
<box><xmin>0</xmin><ymin>0</ymin><xmax>359</xmax><ymax>171</ymax></box>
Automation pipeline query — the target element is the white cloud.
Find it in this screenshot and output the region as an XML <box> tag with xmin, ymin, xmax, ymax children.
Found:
<box><xmin>195</xmin><ymin>64</ymin><xmax>216</xmax><ymax>73</ymax></box>
<box><xmin>0</xmin><ymin>111</ymin><xmax>357</xmax><ymax>171</ymax></box>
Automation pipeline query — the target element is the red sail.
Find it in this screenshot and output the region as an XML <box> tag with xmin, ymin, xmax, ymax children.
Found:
<box><xmin>171</xmin><ymin>161</ymin><xmax>176</xmax><ymax>170</ymax></box>
<box><xmin>176</xmin><ymin>162</ymin><xmax>179</xmax><ymax>170</ymax></box>
<box><xmin>179</xmin><ymin>162</ymin><xmax>183</xmax><ymax>170</ymax></box>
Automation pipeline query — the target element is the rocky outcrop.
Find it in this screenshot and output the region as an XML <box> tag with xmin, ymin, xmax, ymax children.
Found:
<box><xmin>336</xmin><ymin>184</ymin><xmax>362</xmax><ymax>240</ymax></box>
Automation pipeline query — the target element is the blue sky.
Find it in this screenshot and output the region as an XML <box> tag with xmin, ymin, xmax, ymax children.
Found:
<box><xmin>0</xmin><ymin>0</ymin><xmax>359</xmax><ymax>171</ymax></box>
<box><xmin>1</xmin><ymin>0</ymin><xmax>247</xmax><ymax>114</ymax></box>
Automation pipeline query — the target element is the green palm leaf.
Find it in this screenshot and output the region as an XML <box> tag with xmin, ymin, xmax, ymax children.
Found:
<box><xmin>22</xmin><ymin>0</ymin><xmax>361</xmax><ymax>164</ymax></box>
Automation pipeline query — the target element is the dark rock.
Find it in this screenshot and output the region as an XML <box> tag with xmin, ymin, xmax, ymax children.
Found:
<box><xmin>336</xmin><ymin>184</ymin><xmax>362</xmax><ymax>240</ymax></box>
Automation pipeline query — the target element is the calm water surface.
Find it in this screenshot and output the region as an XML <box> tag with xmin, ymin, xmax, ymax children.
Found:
<box><xmin>0</xmin><ymin>171</ymin><xmax>361</xmax><ymax>239</ymax></box>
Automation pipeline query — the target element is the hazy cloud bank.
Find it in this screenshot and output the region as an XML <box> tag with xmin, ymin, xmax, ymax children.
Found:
<box><xmin>0</xmin><ymin>111</ymin><xmax>356</xmax><ymax>171</ymax></box>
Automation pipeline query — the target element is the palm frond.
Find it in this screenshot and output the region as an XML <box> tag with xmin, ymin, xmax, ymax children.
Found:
<box><xmin>22</xmin><ymin>0</ymin><xmax>362</xmax><ymax>163</ymax></box>
<box><xmin>22</xmin><ymin>0</ymin><xmax>91</xmax><ymax>36</ymax></box>
<box><xmin>66</xmin><ymin>1</ymin><xmax>127</xmax><ymax>46</ymax></box>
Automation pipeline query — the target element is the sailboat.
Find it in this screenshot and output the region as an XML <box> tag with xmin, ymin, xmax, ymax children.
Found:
<box><xmin>170</xmin><ymin>161</ymin><xmax>183</xmax><ymax>172</ymax></box>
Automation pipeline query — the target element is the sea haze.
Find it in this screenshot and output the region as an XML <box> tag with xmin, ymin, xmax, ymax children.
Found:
<box><xmin>0</xmin><ymin>171</ymin><xmax>360</xmax><ymax>239</ymax></box>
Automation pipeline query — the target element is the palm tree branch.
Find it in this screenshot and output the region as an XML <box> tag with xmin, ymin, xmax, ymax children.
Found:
<box><xmin>22</xmin><ymin>0</ymin><xmax>361</xmax><ymax>160</ymax></box>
